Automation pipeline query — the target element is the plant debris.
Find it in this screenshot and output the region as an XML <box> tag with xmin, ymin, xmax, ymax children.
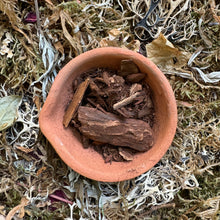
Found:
<box><xmin>63</xmin><ymin>77</ymin><xmax>90</xmax><ymax>127</ymax></box>
<box><xmin>78</xmin><ymin>106</ymin><xmax>154</xmax><ymax>152</ymax></box>
<box><xmin>0</xmin><ymin>95</ymin><xmax>22</xmax><ymax>131</ymax></box>
<box><xmin>0</xmin><ymin>0</ymin><xmax>220</xmax><ymax>219</ymax></box>
<box><xmin>64</xmin><ymin>61</ymin><xmax>155</xmax><ymax>162</ymax></box>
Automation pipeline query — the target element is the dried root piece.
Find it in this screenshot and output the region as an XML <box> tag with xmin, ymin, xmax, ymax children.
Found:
<box><xmin>113</xmin><ymin>92</ymin><xmax>142</xmax><ymax>110</ymax></box>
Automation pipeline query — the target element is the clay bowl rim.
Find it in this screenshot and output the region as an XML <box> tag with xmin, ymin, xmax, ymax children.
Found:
<box><xmin>39</xmin><ymin>47</ymin><xmax>177</xmax><ymax>182</ymax></box>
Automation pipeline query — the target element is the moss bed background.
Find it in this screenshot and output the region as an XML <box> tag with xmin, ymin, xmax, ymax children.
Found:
<box><xmin>0</xmin><ymin>0</ymin><xmax>219</xmax><ymax>219</ymax></box>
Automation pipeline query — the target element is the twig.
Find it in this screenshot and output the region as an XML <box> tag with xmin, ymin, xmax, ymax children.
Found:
<box><xmin>87</xmin><ymin>98</ymin><xmax>108</xmax><ymax>114</ymax></box>
<box><xmin>49</xmin><ymin>194</ymin><xmax>73</xmax><ymax>205</ymax></box>
<box><xmin>102</xmin><ymin>15</ymin><xmax>136</xmax><ymax>24</ymax></box>
<box><xmin>34</xmin><ymin>0</ymin><xmax>41</xmax><ymax>34</ymax></box>
<box><xmin>113</xmin><ymin>92</ymin><xmax>141</xmax><ymax>110</ymax></box>
<box><xmin>195</xmin><ymin>162</ymin><xmax>220</xmax><ymax>174</ymax></box>
<box><xmin>115</xmin><ymin>108</ymin><xmax>130</xmax><ymax>118</ymax></box>
<box><xmin>138</xmin><ymin>203</ymin><xmax>176</xmax><ymax>217</ymax></box>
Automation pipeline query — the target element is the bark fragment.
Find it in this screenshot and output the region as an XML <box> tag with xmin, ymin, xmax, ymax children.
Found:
<box><xmin>63</xmin><ymin>78</ymin><xmax>90</xmax><ymax>127</ymax></box>
<box><xmin>78</xmin><ymin>106</ymin><xmax>154</xmax><ymax>152</ymax></box>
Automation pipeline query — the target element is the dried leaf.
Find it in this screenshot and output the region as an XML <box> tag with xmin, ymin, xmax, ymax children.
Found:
<box><xmin>0</xmin><ymin>95</ymin><xmax>22</xmax><ymax>131</ymax></box>
<box><xmin>100</xmin><ymin>28</ymin><xmax>136</xmax><ymax>50</ymax></box>
<box><xmin>99</xmin><ymin>38</ymin><xmax>118</xmax><ymax>47</ymax></box>
<box><xmin>146</xmin><ymin>33</ymin><xmax>190</xmax><ymax>71</ymax></box>
<box><xmin>60</xmin><ymin>11</ymin><xmax>82</xmax><ymax>55</ymax></box>
<box><xmin>124</xmin><ymin>39</ymin><xmax>140</xmax><ymax>52</ymax></box>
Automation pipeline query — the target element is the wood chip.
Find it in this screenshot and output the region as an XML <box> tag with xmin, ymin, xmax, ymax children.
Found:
<box><xmin>63</xmin><ymin>78</ymin><xmax>90</xmax><ymax>127</ymax></box>
<box><xmin>89</xmin><ymin>79</ymin><xmax>105</xmax><ymax>96</ymax></box>
<box><xmin>102</xmin><ymin>71</ymin><xmax>110</xmax><ymax>86</ymax></box>
<box><xmin>130</xmin><ymin>83</ymin><xmax>142</xmax><ymax>95</ymax></box>
<box><xmin>113</xmin><ymin>92</ymin><xmax>142</xmax><ymax>110</ymax></box>
<box><xmin>119</xmin><ymin>147</ymin><xmax>134</xmax><ymax>161</ymax></box>
<box><xmin>126</xmin><ymin>73</ymin><xmax>145</xmax><ymax>83</ymax></box>
<box><xmin>118</xmin><ymin>59</ymin><xmax>139</xmax><ymax>76</ymax></box>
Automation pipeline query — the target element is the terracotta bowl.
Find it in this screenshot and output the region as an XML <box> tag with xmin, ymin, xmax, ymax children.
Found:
<box><xmin>39</xmin><ymin>47</ymin><xmax>177</xmax><ymax>182</ymax></box>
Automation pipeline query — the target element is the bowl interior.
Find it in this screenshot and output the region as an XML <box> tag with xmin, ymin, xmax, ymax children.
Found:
<box><xmin>39</xmin><ymin>47</ymin><xmax>177</xmax><ymax>182</ymax></box>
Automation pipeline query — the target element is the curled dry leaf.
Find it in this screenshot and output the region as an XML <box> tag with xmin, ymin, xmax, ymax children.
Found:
<box><xmin>0</xmin><ymin>95</ymin><xmax>22</xmax><ymax>131</ymax></box>
<box><xmin>146</xmin><ymin>33</ymin><xmax>190</xmax><ymax>71</ymax></box>
<box><xmin>60</xmin><ymin>11</ymin><xmax>82</xmax><ymax>55</ymax></box>
<box><xmin>99</xmin><ymin>38</ymin><xmax>118</xmax><ymax>47</ymax></box>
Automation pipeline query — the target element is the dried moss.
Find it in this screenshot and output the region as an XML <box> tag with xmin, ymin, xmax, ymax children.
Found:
<box><xmin>0</xmin><ymin>0</ymin><xmax>219</xmax><ymax>219</ymax></box>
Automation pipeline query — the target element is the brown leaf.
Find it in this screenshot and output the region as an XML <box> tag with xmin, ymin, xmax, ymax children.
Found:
<box><xmin>60</xmin><ymin>11</ymin><xmax>82</xmax><ymax>55</ymax></box>
<box><xmin>146</xmin><ymin>33</ymin><xmax>190</xmax><ymax>71</ymax></box>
